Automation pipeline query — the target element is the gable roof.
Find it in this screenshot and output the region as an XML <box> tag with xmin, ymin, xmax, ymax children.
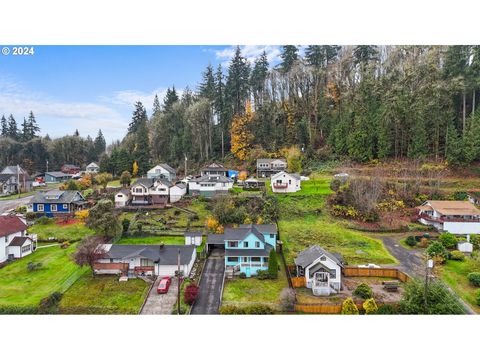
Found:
<box><xmin>32</xmin><ymin>190</ymin><xmax>85</xmax><ymax>204</ymax></box>
<box><xmin>159</xmin><ymin>163</ymin><xmax>176</xmax><ymax>174</ymax></box>
<box><xmin>45</xmin><ymin>171</ymin><xmax>72</xmax><ymax>178</ymax></box>
<box><xmin>271</xmin><ymin>171</ymin><xmax>301</xmax><ymax>180</ymax></box>
<box><xmin>207</xmin><ymin>224</ymin><xmax>277</xmax><ymax>245</ymax></box>
<box><xmin>420</xmin><ymin>200</ymin><xmax>480</xmax><ymax>216</ymax></box>
<box><xmin>86</xmin><ymin>162</ymin><xmax>99</xmax><ymax>168</ymax></box>
<box><xmin>0</xmin><ymin>173</ymin><xmax>13</xmax><ymax>183</ymax></box>
<box><xmin>172</xmin><ymin>182</ymin><xmax>186</xmax><ymax>189</ymax></box>
<box><xmin>116</xmin><ymin>189</ymin><xmax>130</xmax><ymax>196</ymax></box>
<box><xmin>294</xmin><ymin>245</ymin><xmax>344</xmax><ymax>268</ymax></box>
<box><xmin>8</xmin><ymin>236</ymin><xmax>32</xmax><ymax>247</ymax></box>
<box><xmin>201</xmin><ymin>162</ymin><xmax>227</xmax><ymax>171</ymax></box>
<box><xmin>191</xmin><ymin>175</ymin><xmax>233</xmax><ymax>184</ymax></box>
<box><xmin>1</xmin><ymin>166</ymin><xmax>28</xmax><ymax>176</ymax></box>
<box><xmin>0</xmin><ymin>216</ymin><xmax>27</xmax><ymax>237</ymax></box>
<box><xmin>132</xmin><ymin>178</ymin><xmax>155</xmax><ymax>188</ymax></box>
<box><xmin>105</xmin><ymin>245</ymin><xmax>195</xmax><ymax>265</ymax></box>
<box><xmin>256</xmin><ymin>158</ymin><xmax>287</xmax><ymax>165</ymax></box>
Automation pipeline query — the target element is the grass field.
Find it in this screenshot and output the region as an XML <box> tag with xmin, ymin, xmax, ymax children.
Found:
<box><xmin>117</xmin><ymin>235</ymin><xmax>185</xmax><ymax>245</ymax></box>
<box><xmin>222</xmin><ymin>263</ymin><xmax>289</xmax><ymax>306</ymax></box>
<box><xmin>29</xmin><ymin>221</ymin><xmax>95</xmax><ymax>242</ymax></box>
<box><xmin>60</xmin><ymin>275</ymin><xmax>150</xmax><ymax>314</ymax></box>
<box><xmin>0</xmin><ymin>245</ymin><xmax>87</xmax><ymax>306</ymax></box>
<box><xmin>440</xmin><ymin>258</ymin><xmax>480</xmax><ymax>313</ymax></box>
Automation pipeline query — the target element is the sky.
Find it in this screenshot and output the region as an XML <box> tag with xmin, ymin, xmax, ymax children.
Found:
<box><xmin>0</xmin><ymin>45</ymin><xmax>285</xmax><ymax>143</ymax></box>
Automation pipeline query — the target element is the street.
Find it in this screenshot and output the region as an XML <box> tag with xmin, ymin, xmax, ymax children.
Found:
<box><xmin>0</xmin><ymin>195</ymin><xmax>33</xmax><ymax>214</ymax></box>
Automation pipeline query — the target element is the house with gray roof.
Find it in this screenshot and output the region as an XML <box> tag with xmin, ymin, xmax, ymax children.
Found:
<box><xmin>94</xmin><ymin>244</ymin><xmax>196</xmax><ymax>277</ymax></box>
<box><xmin>256</xmin><ymin>158</ymin><xmax>287</xmax><ymax>177</ymax></box>
<box><xmin>147</xmin><ymin>163</ymin><xmax>177</xmax><ymax>181</ymax></box>
<box><xmin>200</xmin><ymin>162</ymin><xmax>228</xmax><ymax>177</ymax></box>
<box><xmin>0</xmin><ymin>166</ymin><xmax>33</xmax><ymax>194</ymax></box>
<box><xmin>294</xmin><ymin>245</ymin><xmax>344</xmax><ymax>296</ymax></box>
<box><xmin>188</xmin><ymin>174</ymin><xmax>233</xmax><ymax>197</ymax></box>
<box><xmin>44</xmin><ymin>171</ymin><xmax>73</xmax><ymax>183</ymax></box>
<box><xmin>207</xmin><ymin>224</ymin><xmax>277</xmax><ymax>278</ymax></box>
<box><xmin>30</xmin><ymin>190</ymin><xmax>86</xmax><ymax>217</ymax></box>
<box><xmin>271</xmin><ymin>171</ymin><xmax>301</xmax><ymax>193</ymax></box>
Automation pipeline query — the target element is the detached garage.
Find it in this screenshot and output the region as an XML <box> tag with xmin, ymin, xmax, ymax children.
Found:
<box><xmin>94</xmin><ymin>244</ymin><xmax>196</xmax><ymax>277</ymax></box>
<box><xmin>206</xmin><ymin>233</ymin><xmax>225</xmax><ymax>253</ymax></box>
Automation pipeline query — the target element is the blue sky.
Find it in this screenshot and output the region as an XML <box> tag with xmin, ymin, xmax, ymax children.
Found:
<box><xmin>0</xmin><ymin>45</ymin><xmax>283</xmax><ymax>143</ymax></box>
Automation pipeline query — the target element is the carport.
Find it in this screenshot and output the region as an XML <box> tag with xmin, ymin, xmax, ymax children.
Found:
<box><xmin>206</xmin><ymin>233</ymin><xmax>225</xmax><ymax>253</ymax></box>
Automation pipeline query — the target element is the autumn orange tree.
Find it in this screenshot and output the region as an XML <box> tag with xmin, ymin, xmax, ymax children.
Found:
<box><xmin>230</xmin><ymin>102</ymin><xmax>254</xmax><ymax>161</ymax></box>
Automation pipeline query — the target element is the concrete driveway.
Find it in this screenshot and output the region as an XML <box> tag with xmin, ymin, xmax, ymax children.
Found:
<box><xmin>191</xmin><ymin>251</ymin><xmax>225</xmax><ymax>315</ymax></box>
<box><xmin>140</xmin><ymin>277</ymin><xmax>178</xmax><ymax>315</ymax></box>
<box><xmin>0</xmin><ymin>195</ymin><xmax>33</xmax><ymax>214</ymax></box>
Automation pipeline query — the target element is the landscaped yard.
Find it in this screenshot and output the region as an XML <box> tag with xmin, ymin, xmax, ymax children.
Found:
<box><xmin>222</xmin><ymin>263</ymin><xmax>289</xmax><ymax>307</ymax></box>
<box><xmin>60</xmin><ymin>275</ymin><xmax>150</xmax><ymax>314</ymax></box>
<box><xmin>440</xmin><ymin>258</ymin><xmax>480</xmax><ymax>313</ymax></box>
<box><xmin>29</xmin><ymin>221</ymin><xmax>95</xmax><ymax>242</ymax></box>
<box><xmin>117</xmin><ymin>235</ymin><xmax>205</xmax><ymax>253</ymax></box>
<box><xmin>0</xmin><ymin>244</ymin><xmax>87</xmax><ymax>307</ymax></box>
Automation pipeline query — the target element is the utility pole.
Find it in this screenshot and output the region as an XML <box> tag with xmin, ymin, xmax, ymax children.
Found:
<box><xmin>17</xmin><ymin>164</ymin><xmax>20</xmax><ymax>198</ymax></box>
<box><xmin>424</xmin><ymin>258</ymin><xmax>433</xmax><ymax>313</ymax></box>
<box><xmin>184</xmin><ymin>155</ymin><xmax>188</xmax><ymax>179</ymax></box>
<box><xmin>221</xmin><ymin>130</ymin><xmax>224</xmax><ymax>160</ymax></box>
<box><xmin>177</xmin><ymin>249</ymin><xmax>181</xmax><ymax>315</ymax></box>
<box><xmin>46</xmin><ymin>160</ymin><xmax>49</xmax><ymax>173</ymax></box>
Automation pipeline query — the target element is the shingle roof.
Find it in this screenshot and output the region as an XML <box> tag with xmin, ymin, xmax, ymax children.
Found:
<box><xmin>105</xmin><ymin>245</ymin><xmax>195</xmax><ymax>265</ymax></box>
<box><xmin>8</xmin><ymin>236</ymin><xmax>32</xmax><ymax>247</ymax></box>
<box><xmin>0</xmin><ymin>173</ymin><xmax>12</xmax><ymax>183</ymax></box>
<box><xmin>421</xmin><ymin>201</ymin><xmax>480</xmax><ymax>216</ymax></box>
<box><xmin>206</xmin><ymin>234</ymin><xmax>225</xmax><ymax>244</ymax></box>
<box><xmin>226</xmin><ymin>244</ymin><xmax>273</xmax><ymax>257</ymax></box>
<box><xmin>185</xmin><ymin>231</ymin><xmax>203</xmax><ymax>236</ymax></box>
<box><xmin>132</xmin><ymin>178</ymin><xmax>155</xmax><ymax>188</ymax></box>
<box><xmin>207</xmin><ymin>224</ymin><xmax>276</xmax><ymax>245</ymax></box>
<box><xmin>256</xmin><ymin>158</ymin><xmax>287</xmax><ymax>165</ymax></box>
<box><xmin>31</xmin><ymin>190</ymin><xmax>85</xmax><ymax>204</ymax></box>
<box><xmin>201</xmin><ymin>162</ymin><xmax>227</xmax><ymax>171</ymax></box>
<box><xmin>172</xmin><ymin>182</ymin><xmax>186</xmax><ymax>189</ymax></box>
<box><xmin>294</xmin><ymin>245</ymin><xmax>344</xmax><ymax>268</ymax></box>
<box><xmin>116</xmin><ymin>189</ymin><xmax>130</xmax><ymax>196</ymax></box>
<box><xmin>239</xmin><ymin>224</ymin><xmax>277</xmax><ymax>234</ymax></box>
<box><xmin>190</xmin><ymin>175</ymin><xmax>233</xmax><ymax>184</ymax></box>
<box><xmin>159</xmin><ymin>163</ymin><xmax>176</xmax><ymax>174</ymax></box>
<box><xmin>0</xmin><ymin>216</ymin><xmax>27</xmax><ymax>237</ymax></box>
<box><xmin>45</xmin><ymin>171</ymin><xmax>72</xmax><ymax>178</ymax></box>
<box><xmin>271</xmin><ymin>171</ymin><xmax>301</xmax><ymax>180</ymax></box>
<box><xmin>1</xmin><ymin>166</ymin><xmax>28</xmax><ymax>176</ymax></box>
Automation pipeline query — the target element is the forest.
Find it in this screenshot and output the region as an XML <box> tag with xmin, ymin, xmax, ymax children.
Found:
<box><xmin>1</xmin><ymin>45</ymin><xmax>480</xmax><ymax>175</ymax></box>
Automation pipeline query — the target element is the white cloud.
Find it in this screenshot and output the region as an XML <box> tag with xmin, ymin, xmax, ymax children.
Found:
<box><xmin>214</xmin><ymin>45</ymin><xmax>283</xmax><ymax>67</ymax></box>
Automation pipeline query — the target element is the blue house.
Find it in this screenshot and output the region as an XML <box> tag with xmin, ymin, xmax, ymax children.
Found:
<box><xmin>44</xmin><ymin>171</ymin><xmax>73</xmax><ymax>183</ymax></box>
<box><xmin>207</xmin><ymin>224</ymin><xmax>277</xmax><ymax>277</ymax></box>
<box><xmin>30</xmin><ymin>190</ymin><xmax>86</xmax><ymax>217</ymax></box>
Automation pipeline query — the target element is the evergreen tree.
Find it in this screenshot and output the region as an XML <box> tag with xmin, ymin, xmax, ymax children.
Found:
<box><xmin>152</xmin><ymin>94</ymin><xmax>161</xmax><ymax>118</ymax></box>
<box><xmin>1</xmin><ymin>115</ymin><xmax>7</xmax><ymax>136</ymax></box>
<box><xmin>74</xmin><ymin>129</ymin><xmax>80</xmax><ymax>136</ymax></box>
<box><xmin>445</xmin><ymin>122</ymin><xmax>464</xmax><ymax>165</ymax></box>
<box><xmin>133</xmin><ymin>117</ymin><xmax>151</xmax><ymax>175</ymax></box>
<box><xmin>305</xmin><ymin>45</ymin><xmax>325</xmax><ymax>67</ymax></box>
<box><xmin>7</xmin><ymin>114</ymin><xmax>18</xmax><ymax>140</ymax></box>
<box><xmin>267</xmin><ymin>249</ymin><xmax>278</xmax><ymax>279</ymax></box>
<box><xmin>21</xmin><ymin>117</ymin><xmax>29</xmax><ymax>141</ymax></box>
<box><xmin>163</xmin><ymin>87</ymin><xmax>179</xmax><ymax>113</ymax></box>
<box><xmin>250</xmin><ymin>51</ymin><xmax>269</xmax><ymax>104</ymax></box>
<box><xmin>128</xmin><ymin>101</ymin><xmax>148</xmax><ymax>134</ymax></box>
<box><xmin>280</xmin><ymin>45</ymin><xmax>299</xmax><ymax>73</ymax></box>
<box><xmin>27</xmin><ymin>111</ymin><xmax>40</xmax><ymax>138</ymax></box>
<box><xmin>93</xmin><ymin>129</ymin><xmax>106</xmax><ymax>158</ymax></box>
<box><xmin>199</xmin><ymin>64</ymin><xmax>216</xmax><ymax>101</ymax></box>
<box><xmin>225</xmin><ymin>46</ymin><xmax>251</xmax><ymax>116</ymax></box>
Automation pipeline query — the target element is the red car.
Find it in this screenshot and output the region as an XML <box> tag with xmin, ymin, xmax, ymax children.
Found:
<box><xmin>157</xmin><ymin>276</ymin><xmax>172</xmax><ymax>294</ymax></box>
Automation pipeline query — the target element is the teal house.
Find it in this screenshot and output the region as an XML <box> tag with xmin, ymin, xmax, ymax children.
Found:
<box><xmin>207</xmin><ymin>224</ymin><xmax>277</xmax><ymax>277</ymax></box>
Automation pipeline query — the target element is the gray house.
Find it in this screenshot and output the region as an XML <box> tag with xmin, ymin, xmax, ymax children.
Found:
<box><xmin>256</xmin><ymin>158</ymin><xmax>287</xmax><ymax>178</ymax></box>
<box><xmin>0</xmin><ymin>166</ymin><xmax>33</xmax><ymax>194</ymax></box>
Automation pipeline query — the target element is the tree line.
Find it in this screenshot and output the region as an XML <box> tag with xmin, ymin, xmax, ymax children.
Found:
<box><xmin>0</xmin><ymin>111</ymin><xmax>106</xmax><ymax>174</ymax></box>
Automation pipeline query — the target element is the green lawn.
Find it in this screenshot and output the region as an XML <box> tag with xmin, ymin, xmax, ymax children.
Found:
<box><xmin>440</xmin><ymin>258</ymin><xmax>480</xmax><ymax>313</ymax></box>
<box><xmin>60</xmin><ymin>275</ymin><xmax>150</xmax><ymax>314</ymax></box>
<box><xmin>29</xmin><ymin>222</ymin><xmax>95</xmax><ymax>242</ymax></box>
<box><xmin>0</xmin><ymin>245</ymin><xmax>87</xmax><ymax>306</ymax></box>
<box><xmin>222</xmin><ymin>263</ymin><xmax>289</xmax><ymax>307</ymax></box>
<box><xmin>117</xmin><ymin>235</ymin><xmax>185</xmax><ymax>245</ymax></box>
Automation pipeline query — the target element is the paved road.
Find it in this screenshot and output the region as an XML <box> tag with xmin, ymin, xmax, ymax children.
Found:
<box><xmin>376</xmin><ymin>234</ymin><xmax>425</xmax><ymax>277</ymax></box>
<box><xmin>191</xmin><ymin>252</ymin><xmax>225</xmax><ymax>315</ymax></box>
<box><xmin>0</xmin><ymin>195</ymin><xmax>33</xmax><ymax>214</ymax></box>
<box><xmin>140</xmin><ymin>277</ymin><xmax>178</xmax><ymax>315</ymax></box>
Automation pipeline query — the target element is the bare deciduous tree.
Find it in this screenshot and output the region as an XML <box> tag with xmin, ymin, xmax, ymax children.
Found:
<box><xmin>72</xmin><ymin>236</ymin><xmax>107</xmax><ymax>276</ymax></box>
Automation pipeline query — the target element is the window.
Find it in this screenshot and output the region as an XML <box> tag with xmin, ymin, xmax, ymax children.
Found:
<box><xmin>255</xmin><ymin>241</ymin><xmax>260</xmax><ymax>248</ymax></box>
<box><xmin>38</xmin><ymin>204</ymin><xmax>44</xmax><ymax>212</ymax></box>
<box><xmin>330</xmin><ymin>269</ymin><xmax>336</xmax><ymax>279</ymax></box>
<box><xmin>21</xmin><ymin>244</ymin><xmax>31</xmax><ymax>253</ymax></box>
<box><xmin>244</xmin><ymin>241</ymin><xmax>249</xmax><ymax>248</ymax></box>
<box><xmin>227</xmin><ymin>241</ymin><xmax>238</xmax><ymax>248</ymax></box>
<box><xmin>251</xmin><ymin>257</ymin><xmax>261</xmax><ymax>262</ymax></box>
<box><xmin>243</xmin><ymin>257</ymin><xmax>249</xmax><ymax>262</ymax></box>
<box><xmin>140</xmin><ymin>259</ymin><xmax>153</xmax><ymax>266</ymax></box>
<box><xmin>289</xmin><ymin>179</ymin><xmax>291</xmax><ymax>185</ymax></box>
<box><xmin>270</xmin><ymin>234</ymin><xmax>274</xmax><ymax>238</ymax></box>
<box><xmin>227</xmin><ymin>257</ymin><xmax>239</xmax><ymax>262</ymax></box>
<box><xmin>63</xmin><ymin>204</ymin><xmax>68</xmax><ymax>209</ymax></box>
<box><xmin>51</xmin><ymin>204</ymin><xmax>57</xmax><ymax>212</ymax></box>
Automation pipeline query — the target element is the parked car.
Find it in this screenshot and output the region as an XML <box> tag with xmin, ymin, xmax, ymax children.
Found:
<box><xmin>32</xmin><ymin>181</ymin><xmax>46</xmax><ymax>187</ymax></box>
<box><xmin>157</xmin><ymin>276</ymin><xmax>172</xmax><ymax>294</ymax></box>
<box><xmin>358</xmin><ymin>263</ymin><xmax>381</xmax><ymax>269</ymax></box>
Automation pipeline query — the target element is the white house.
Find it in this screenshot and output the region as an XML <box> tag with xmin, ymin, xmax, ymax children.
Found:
<box><xmin>147</xmin><ymin>164</ymin><xmax>177</xmax><ymax>181</ymax></box>
<box><xmin>256</xmin><ymin>158</ymin><xmax>287</xmax><ymax>177</ymax></box>
<box><xmin>188</xmin><ymin>175</ymin><xmax>233</xmax><ymax>197</ymax></box>
<box><xmin>184</xmin><ymin>231</ymin><xmax>203</xmax><ymax>246</ymax></box>
<box><xmin>417</xmin><ymin>200</ymin><xmax>480</xmax><ymax>234</ymax></box>
<box><xmin>115</xmin><ymin>189</ymin><xmax>131</xmax><ymax>208</ymax></box>
<box><xmin>0</xmin><ymin>215</ymin><xmax>36</xmax><ymax>263</ymax></box>
<box><xmin>94</xmin><ymin>244</ymin><xmax>196</xmax><ymax>277</ymax></box>
<box><xmin>170</xmin><ymin>182</ymin><xmax>187</xmax><ymax>203</ymax></box>
<box><xmin>85</xmin><ymin>162</ymin><xmax>100</xmax><ymax>174</ymax></box>
<box><xmin>270</xmin><ymin>171</ymin><xmax>301</xmax><ymax>193</ymax></box>
<box><xmin>294</xmin><ymin>245</ymin><xmax>344</xmax><ymax>296</ymax></box>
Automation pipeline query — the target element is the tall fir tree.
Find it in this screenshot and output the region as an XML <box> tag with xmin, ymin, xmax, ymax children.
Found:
<box><xmin>94</xmin><ymin>129</ymin><xmax>106</xmax><ymax>158</ymax></box>
<box><xmin>199</xmin><ymin>64</ymin><xmax>216</xmax><ymax>101</ymax></box>
<box><xmin>0</xmin><ymin>115</ymin><xmax>7</xmax><ymax>136</ymax></box>
<box><xmin>7</xmin><ymin>114</ymin><xmax>18</xmax><ymax>140</ymax></box>
<box><xmin>280</xmin><ymin>45</ymin><xmax>299</xmax><ymax>73</ymax></box>
<box><xmin>163</xmin><ymin>87</ymin><xmax>179</xmax><ymax>113</ymax></box>
<box><xmin>225</xmin><ymin>46</ymin><xmax>251</xmax><ymax>117</ymax></box>
<box><xmin>128</xmin><ymin>101</ymin><xmax>148</xmax><ymax>134</ymax></box>
<box><xmin>152</xmin><ymin>94</ymin><xmax>161</xmax><ymax>118</ymax></box>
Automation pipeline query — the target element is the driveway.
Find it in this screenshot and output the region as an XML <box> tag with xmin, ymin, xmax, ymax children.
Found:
<box><xmin>191</xmin><ymin>250</ymin><xmax>225</xmax><ymax>315</ymax></box>
<box><xmin>0</xmin><ymin>195</ymin><xmax>33</xmax><ymax>214</ymax></box>
<box><xmin>374</xmin><ymin>233</ymin><xmax>425</xmax><ymax>277</ymax></box>
<box><xmin>140</xmin><ymin>277</ymin><xmax>178</xmax><ymax>315</ymax></box>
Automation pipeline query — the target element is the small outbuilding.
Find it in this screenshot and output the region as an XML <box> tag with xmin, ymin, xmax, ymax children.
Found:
<box><xmin>184</xmin><ymin>231</ymin><xmax>203</xmax><ymax>246</ymax></box>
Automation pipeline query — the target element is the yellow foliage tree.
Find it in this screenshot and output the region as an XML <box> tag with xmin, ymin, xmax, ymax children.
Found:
<box><xmin>132</xmin><ymin>161</ymin><xmax>139</xmax><ymax>177</ymax></box>
<box><xmin>206</xmin><ymin>216</ymin><xmax>220</xmax><ymax>232</ymax></box>
<box><xmin>75</xmin><ymin>209</ymin><xmax>89</xmax><ymax>222</ymax></box>
<box><xmin>282</xmin><ymin>145</ymin><xmax>303</xmax><ymax>173</ymax></box>
<box><xmin>238</xmin><ymin>171</ymin><xmax>248</xmax><ymax>181</ymax></box>
<box><xmin>230</xmin><ymin>102</ymin><xmax>254</xmax><ymax>161</ymax></box>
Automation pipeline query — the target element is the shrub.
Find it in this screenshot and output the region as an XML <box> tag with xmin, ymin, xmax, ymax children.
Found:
<box><xmin>219</xmin><ymin>305</ymin><xmax>246</xmax><ymax>314</ymax></box>
<box><xmin>26</xmin><ymin>212</ymin><xmax>36</xmax><ymax>221</ymax></box>
<box><xmin>61</xmin><ymin>241</ymin><xmax>70</xmax><ymax>249</ymax></box>
<box><xmin>75</xmin><ymin>209</ymin><xmax>89</xmax><ymax>221</ymax></box>
<box><xmin>477</xmin><ymin>290</ymin><xmax>480</xmax><ymax>306</ymax></box>
<box><xmin>279</xmin><ymin>288</ymin><xmax>296</xmax><ymax>312</ymax></box>
<box><xmin>183</xmin><ymin>284</ymin><xmax>200</xmax><ymax>305</ymax></box>
<box><xmin>426</xmin><ymin>241</ymin><xmax>449</xmax><ymax>262</ymax></box>
<box><xmin>405</xmin><ymin>236</ymin><xmax>417</xmax><ymax>247</ymax></box>
<box><xmin>38</xmin><ymin>292</ymin><xmax>63</xmax><ymax>314</ymax></box>
<box><xmin>36</xmin><ymin>216</ymin><xmax>54</xmax><ymax>225</ymax></box>
<box><xmin>27</xmin><ymin>262</ymin><xmax>42</xmax><ymax>272</ymax></box>
<box><xmin>0</xmin><ymin>305</ymin><xmax>39</xmax><ymax>314</ymax></box>
<box><xmin>239</xmin><ymin>272</ymin><xmax>246</xmax><ymax>279</ymax></box>
<box><xmin>256</xmin><ymin>270</ymin><xmax>270</xmax><ymax>280</ymax></box>
<box><xmin>363</xmin><ymin>298</ymin><xmax>378</xmax><ymax>314</ymax></box>
<box><xmin>267</xmin><ymin>249</ymin><xmax>278</xmax><ymax>279</ymax></box>
<box><xmin>16</xmin><ymin>205</ymin><xmax>27</xmax><ymax>213</ymax></box>
<box><xmin>467</xmin><ymin>272</ymin><xmax>480</xmax><ymax>287</ymax></box>
<box><xmin>341</xmin><ymin>298</ymin><xmax>359</xmax><ymax>315</ymax></box>
<box><xmin>244</xmin><ymin>304</ymin><xmax>274</xmax><ymax>314</ymax></box>
<box><xmin>439</xmin><ymin>233</ymin><xmax>458</xmax><ymax>249</ymax></box>
<box><xmin>121</xmin><ymin>218</ymin><xmax>130</xmax><ymax>233</ymax></box>
<box><xmin>375</xmin><ymin>304</ymin><xmax>397</xmax><ymax>315</ymax></box>
<box><xmin>353</xmin><ymin>283</ymin><xmax>373</xmax><ymax>300</ymax></box>
<box><xmin>450</xmin><ymin>250</ymin><xmax>465</xmax><ymax>261</ymax></box>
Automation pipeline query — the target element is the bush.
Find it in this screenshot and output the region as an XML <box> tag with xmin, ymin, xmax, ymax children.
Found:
<box><xmin>477</xmin><ymin>290</ymin><xmax>480</xmax><ymax>306</ymax></box>
<box><xmin>363</xmin><ymin>298</ymin><xmax>378</xmax><ymax>314</ymax></box>
<box><xmin>36</xmin><ymin>216</ymin><xmax>54</xmax><ymax>225</ymax></box>
<box><xmin>219</xmin><ymin>305</ymin><xmax>245</xmax><ymax>314</ymax></box>
<box><xmin>449</xmin><ymin>250</ymin><xmax>465</xmax><ymax>261</ymax></box>
<box><xmin>27</xmin><ymin>262</ymin><xmax>42</xmax><ymax>272</ymax></box>
<box><xmin>0</xmin><ymin>305</ymin><xmax>39</xmax><ymax>314</ymax></box>
<box><xmin>183</xmin><ymin>284</ymin><xmax>200</xmax><ymax>305</ymax></box>
<box><xmin>38</xmin><ymin>292</ymin><xmax>63</xmax><ymax>314</ymax></box>
<box><xmin>467</xmin><ymin>272</ymin><xmax>480</xmax><ymax>287</ymax></box>
<box><xmin>121</xmin><ymin>218</ymin><xmax>130</xmax><ymax>233</ymax></box>
<box><xmin>341</xmin><ymin>298</ymin><xmax>359</xmax><ymax>315</ymax></box>
<box><xmin>239</xmin><ymin>272</ymin><xmax>247</xmax><ymax>279</ymax></box>
<box><xmin>256</xmin><ymin>270</ymin><xmax>270</xmax><ymax>280</ymax></box>
<box><xmin>267</xmin><ymin>249</ymin><xmax>278</xmax><ymax>279</ymax></box>
<box><xmin>219</xmin><ymin>304</ymin><xmax>274</xmax><ymax>314</ymax></box>
<box><xmin>353</xmin><ymin>283</ymin><xmax>373</xmax><ymax>300</ymax></box>
<box><xmin>279</xmin><ymin>288</ymin><xmax>296</xmax><ymax>312</ymax></box>
<box><xmin>375</xmin><ymin>304</ymin><xmax>397</xmax><ymax>315</ymax></box>
<box><xmin>405</xmin><ymin>236</ymin><xmax>417</xmax><ymax>247</ymax></box>
<box><xmin>26</xmin><ymin>212</ymin><xmax>36</xmax><ymax>221</ymax></box>
<box><xmin>426</xmin><ymin>241</ymin><xmax>449</xmax><ymax>262</ymax></box>
<box><xmin>16</xmin><ymin>205</ymin><xmax>27</xmax><ymax>213</ymax></box>
<box><xmin>439</xmin><ymin>233</ymin><xmax>458</xmax><ymax>249</ymax></box>
<box><xmin>61</xmin><ymin>241</ymin><xmax>70</xmax><ymax>249</ymax></box>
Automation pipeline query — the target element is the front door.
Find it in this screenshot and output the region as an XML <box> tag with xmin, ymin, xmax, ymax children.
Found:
<box><xmin>245</xmin><ymin>268</ymin><xmax>251</xmax><ymax>278</ymax></box>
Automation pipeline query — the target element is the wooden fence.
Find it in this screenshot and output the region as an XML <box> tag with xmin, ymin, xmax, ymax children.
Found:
<box><xmin>291</xmin><ymin>277</ymin><xmax>306</xmax><ymax>288</ymax></box>
<box><xmin>343</xmin><ymin>267</ymin><xmax>410</xmax><ymax>282</ymax></box>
